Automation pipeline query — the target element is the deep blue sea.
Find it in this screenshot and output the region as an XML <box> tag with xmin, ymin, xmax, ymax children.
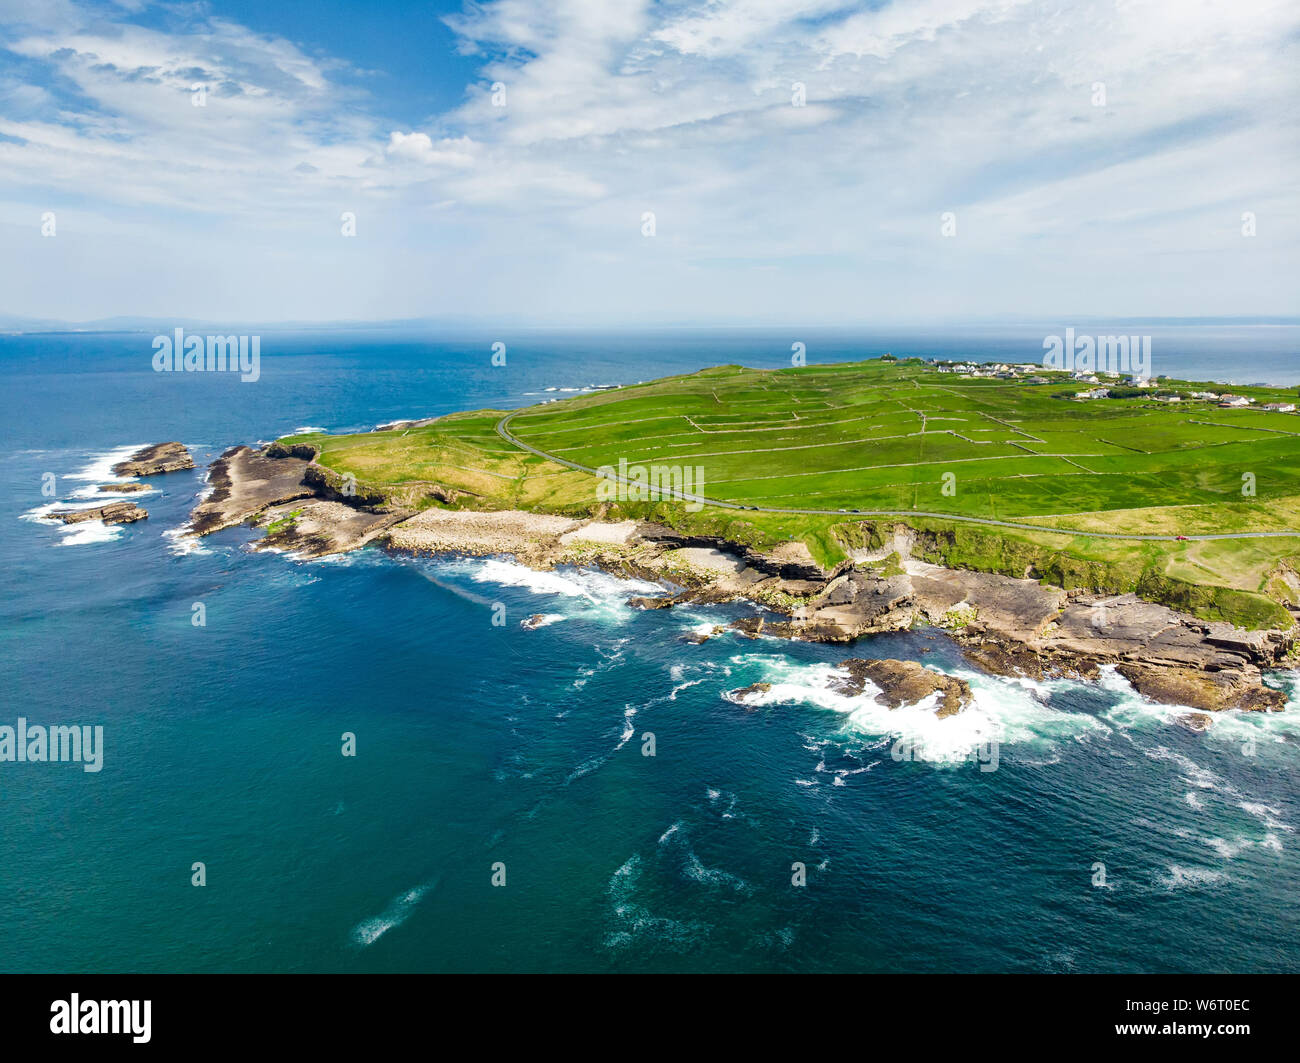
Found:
<box><xmin>3</xmin><ymin>325</ymin><xmax>1299</xmax><ymax>973</ymax></box>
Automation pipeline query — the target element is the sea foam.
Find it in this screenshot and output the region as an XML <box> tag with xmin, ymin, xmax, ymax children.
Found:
<box><xmin>349</xmin><ymin>882</ymin><xmax>432</xmax><ymax>947</ymax></box>
<box><xmin>723</xmin><ymin>654</ymin><xmax>1104</xmax><ymax>765</ymax></box>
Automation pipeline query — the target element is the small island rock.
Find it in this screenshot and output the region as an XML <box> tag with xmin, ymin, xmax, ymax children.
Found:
<box><xmin>112</xmin><ymin>442</ymin><xmax>195</xmax><ymax>477</ymax></box>
<box><xmin>831</xmin><ymin>658</ymin><xmax>972</xmax><ymax>718</ymax></box>
<box><xmin>49</xmin><ymin>502</ymin><xmax>147</xmax><ymax>524</ymax></box>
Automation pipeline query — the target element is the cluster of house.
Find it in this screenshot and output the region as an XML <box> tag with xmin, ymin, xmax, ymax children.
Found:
<box><xmin>1073</xmin><ymin>372</ymin><xmax>1155</xmax><ymax>399</ymax></box>
<box><xmin>921</xmin><ymin>360</ymin><xmax>1296</xmax><ymax>412</ymax></box>
<box><xmin>1073</xmin><ymin>387</ymin><xmax>1296</xmax><ymax>410</ymax></box>
<box><xmin>932</xmin><ymin>361</ymin><xmax>1020</xmax><ymax>378</ymax></box>
<box><xmin>1211</xmin><ymin>393</ymin><xmax>1295</xmax><ymax>410</ymax></box>
<box><xmin>929</xmin><ymin>361</ymin><xmax>1055</xmax><ymax>383</ymax></box>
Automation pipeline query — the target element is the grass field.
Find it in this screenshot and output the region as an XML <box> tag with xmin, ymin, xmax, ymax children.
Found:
<box><xmin>279</xmin><ymin>358</ymin><xmax>1300</xmax><ymax>629</ymax></box>
<box><xmin>505</xmin><ymin>360</ymin><xmax>1300</xmax><ymax>521</ymax></box>
<box><xmin>280</xmin><ymin>410</ymin><xmax>596</xmax><ymax>511</ymax></box>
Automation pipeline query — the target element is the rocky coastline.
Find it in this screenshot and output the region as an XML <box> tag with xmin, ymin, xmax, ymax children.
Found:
<box><xmin>175</xmin><ymin>443</ymin><xmax>1297</xmax><ymax>721</ymax></box>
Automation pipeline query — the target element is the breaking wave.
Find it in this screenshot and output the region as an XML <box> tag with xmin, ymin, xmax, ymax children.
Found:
<box><xmin>349</xmin><ymin>882</ymin><xmax>433</xmax><ymax>947</ymax></box>
<box><xmin>722</xmin><ymin>653</ymin><xmax>1105</xmax><ymax>765</ymax></box>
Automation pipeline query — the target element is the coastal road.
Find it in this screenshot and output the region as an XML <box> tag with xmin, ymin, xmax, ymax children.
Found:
<box><xmin>495</xmin><ymin>412</ymin><xmax>1300</xmax><ymax>544</ymax></box>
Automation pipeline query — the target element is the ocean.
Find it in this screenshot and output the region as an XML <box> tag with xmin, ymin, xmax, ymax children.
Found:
<box><xmin>3</xmin><ymin>325</ymin><xmax>1299</xmax><ymax>973</ymax></box>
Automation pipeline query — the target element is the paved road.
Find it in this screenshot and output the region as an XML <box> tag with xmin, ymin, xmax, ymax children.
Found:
<box><xmin>496</xmin><ymin>412</ymin><xmax>1300</xmax><ymax>543</ymax></box>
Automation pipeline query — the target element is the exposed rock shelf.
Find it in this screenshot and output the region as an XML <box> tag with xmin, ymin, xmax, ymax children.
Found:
<box><xmin>187</xmin><ymin>446</ymin><xmax>315</xmax><ymax>537</ymax></box>
<box><xmin>50</xmin><ymin>502</ymin><xmax>147</xmax><ymax>524</ymax></box>
<box><xmin>111</xmin><ymin>442</ymin><xmax>194</xmax><ymax>477</ymax></box>
<box><xmin>1113</xmin><ymin>662</ymin><xmax>1284</xmax><ymax>713</ymax></box>
<box><xmin>254</xmin><ymin>499</ymin><xmax>412</xmax><ymax>557</ymax></box>
<box><xmin>185</xmin><ymin>445</ymin><xmax>408</xmax><ymax>557</ymax></box>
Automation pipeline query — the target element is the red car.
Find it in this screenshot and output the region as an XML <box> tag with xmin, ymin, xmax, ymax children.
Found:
<box><xmin>1175</xmin><ymin>535</ymin><xmax>1189</xmax><ymax>541</ymax></box>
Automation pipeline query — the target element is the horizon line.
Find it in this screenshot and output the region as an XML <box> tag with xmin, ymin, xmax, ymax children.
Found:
<box><xmin>4</xmin><ymin>314</ymin><xmax>1300</xmax><ymax>335</ymax></box>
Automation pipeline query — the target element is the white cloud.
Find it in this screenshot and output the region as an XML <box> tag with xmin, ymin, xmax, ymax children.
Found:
<box><xmin>384</xmin><ymin>131</ymin><xmax>478</xmax><ymax>168</ymax></box>
<box><xmin>817</xmin><ymin>0</ymin><xmax>1029</xmax><ymax>59</ymax></box>
<box><xmin>0</xmin><ymin>0</ymin><xmax>1295</xmax><ymax>322</ymax></box>
<box><xmin>653</xmin><ymin>0</ymin><xmax>854</xmax><ymax>58</ymax></box>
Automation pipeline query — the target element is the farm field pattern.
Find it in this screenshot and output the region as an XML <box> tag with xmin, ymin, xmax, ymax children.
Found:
<box><xmin>506</xmin><ymin>362</ymin><xmax>1300</xmax><ymax>526</ymax></box>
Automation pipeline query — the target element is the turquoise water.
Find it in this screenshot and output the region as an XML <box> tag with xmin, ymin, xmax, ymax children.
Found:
<box><xmin>3</xmin><ymin>327</ymin><xmax>1299</xmax><ymax>972</ymax></box>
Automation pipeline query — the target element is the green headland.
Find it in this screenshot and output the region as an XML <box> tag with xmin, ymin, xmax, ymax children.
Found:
<box><xmin>277</xmin><ymin>357</ymin><xmax>1300</xmax><ymax>630</ymax></box>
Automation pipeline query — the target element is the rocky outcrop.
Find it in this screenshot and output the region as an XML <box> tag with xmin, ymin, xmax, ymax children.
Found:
<box><xmin>98</xmin><ymin>482</ymin><xmax>149</xmax><ymax>493</ymax></box>
<box><xmin>50</xmin><ymin>502</ymin><xmax>147</xmax><ymax>524</ymax></box>
<box><xmin>1041</xmin><ymin>595</ymin><xmax>1244</xmax><ymax>668</ymax></box>
<box><xmin>1114</xmin><ymin>662</ymin><xmax>1285</xmax><ymax>713</ymax></box>
<box><xmin>627</xmin><ymin>594</ymin><xmax>680</xmax><ymax>610</ymax></box>
<box><xmin>637</xmin><ymin>523</ymin><xmax>828</xmax><ymax>582</ymax></box>
<box><xmin>263</xmin><ymin>441</ymin><xmax>320</xmax><ymax>461</ymax></box>
<box><xmin>723</xmin><ymin>682</ymin><xmax>771</xmax><ymax>707</ymax></box>
<box><xmin>830</xmin><ymin>658</ymin><xmax>973</xmax><ymax>718</ymax></box>
<box><xmin>958</xmin><ymin>592</ymin><xmax>1293</xmax><ymax>711</ymax></box>
<box><xmin>254</xmin><ymin>499</ymin><xmax>412</xmax><ymax>558</ymax></box>
<box><xmin>909</xmin><ymin>561</ymin><xmax>1066</xmax><ymax>642</ymax></box>
<box><xmin>112</xmin><ymin>442</ymin><xmax>194</xmax><ymax>476</ymax></box>
<box><xmin>628</xmin><ymin>583</ymin><xmax>743</xmax><ymax>610</ymax></box>
<box><xmin>188</xmin><ymin>446</ymin><xmax>314</xmax><ymax>536</ymax></box>
<box><xmin>790</xmin><ymin>570</ymin><xmax>914</xmax><ymax>639</ymax></box>
<box><xmin>767</xmin><ymin>561</ymin><xmax>1291</xmax><ymax>712</ymax></box>
<box><xmin>958</xmin><ymin>640</ymin><xmax>1100</xmax><ymax>681</ymax></box>
<box><xmin>300</xmin><ymin>465</ymin><xmax>392</xmax><ymax>509</ymax></box>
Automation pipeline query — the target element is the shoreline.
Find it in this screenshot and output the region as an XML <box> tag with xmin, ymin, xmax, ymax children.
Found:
<box><xmin>174</xmin><ymin>442</ymin><xmax>1298</xmax><ymax>721</ymax></box>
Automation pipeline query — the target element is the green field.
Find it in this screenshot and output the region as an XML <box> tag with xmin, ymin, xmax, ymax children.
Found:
<box><xmin>279</xmin><ymin>358</ymin><xmax>1300</xmax><ymax>629</ymax></box>
<box><xmin>506</xmin><ymin>361</ymin><xmax>1300</xmax><ymax>522</ymax></box>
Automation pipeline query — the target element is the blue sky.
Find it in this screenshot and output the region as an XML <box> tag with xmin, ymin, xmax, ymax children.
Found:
<box><xmin>197</xmin><ymin>0</ymin><xmax>481</xmax><ymax>127</ymax></box>
<box><xmin>0</xmin><ymin>0</ymin><xmax>1297</xmax><ymax>324</ymax></box>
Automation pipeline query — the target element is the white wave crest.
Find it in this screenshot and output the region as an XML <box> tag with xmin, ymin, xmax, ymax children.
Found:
<box><xmin>723</xmin><ymin>654</ymin><xmax>1104</xmax><ymax>765</ymax></box>
<box><xmin>1155</xmin><ymin>865</ymin><xmax>1229</xmax><ymax>891</ymax></box>
<box><xmin>65</xmin><ymin>444</ymin><xmax>147</xmax><ymax>483</ymax></box>
<box><xmin>448</xmin><ymin>558</ymin><xmax>665</xmax><ymax>623</ymax></box>
<box><xmin>349</xmin><ymin>882</ymin><xmax>431</xmax><ymax>947</ymax></box>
